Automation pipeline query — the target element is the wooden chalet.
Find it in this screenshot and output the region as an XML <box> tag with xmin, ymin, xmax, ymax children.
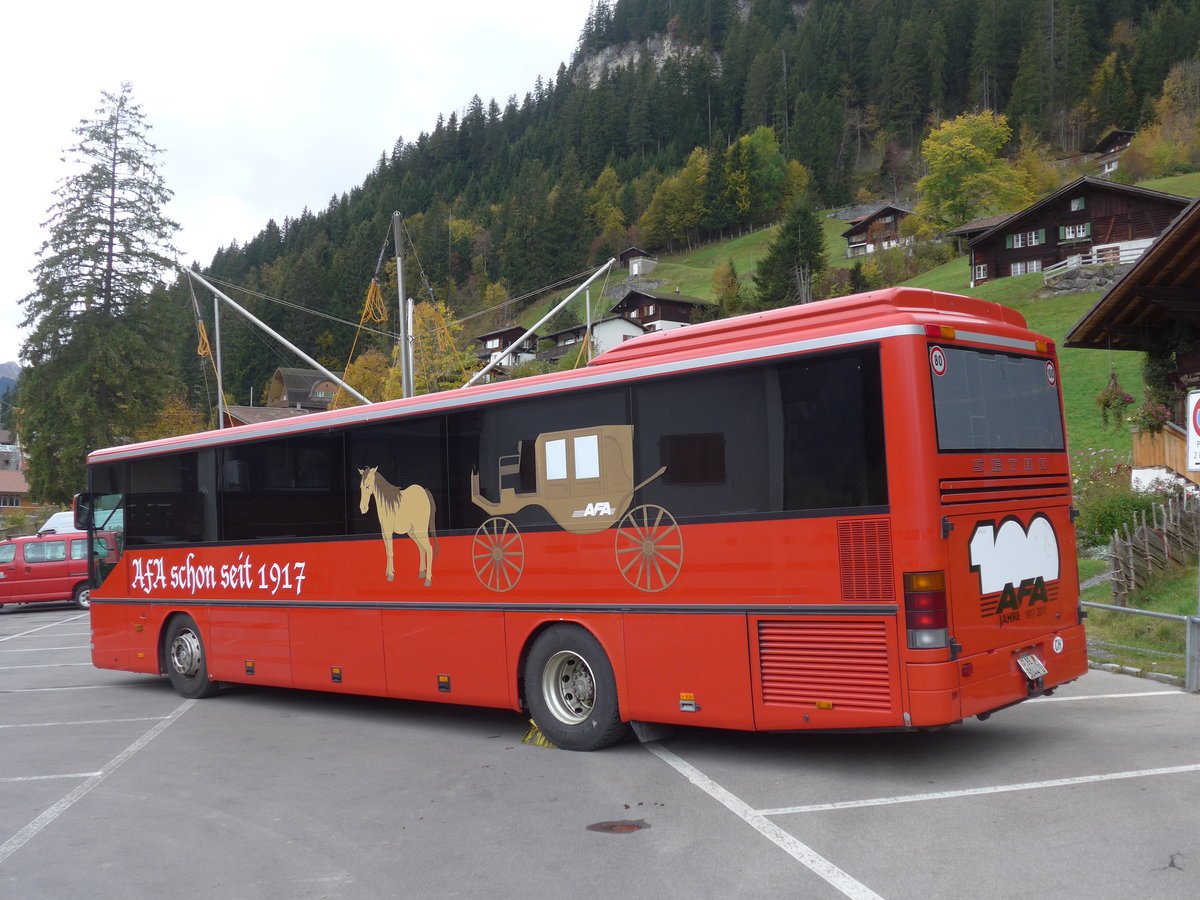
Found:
<box><xmin>1091</xmin><ymin>129</ymin><xmax>1135</xmax><ymax>177</ymax></box>
<box><xmin>1065</xmin><ymin>194</ymin><xmax>1200</xmax><ymax>484</ymax></box>
<box><xmin>474</xmin><ymin>325</ymin><xmax>540</xmax><ymax>371</ymax></box>
<box><xmin>265</xmin><ymin>367</ymin><xmax>344</xmax><ymax>411</ymax></box>
<box><xmin>841</xmin><ymin>203</ymin><xmax>911</xmax><ymax>257</ymax></box>
<box><xmin>609</xmin><ymin>288</ymin><xmax>710</xmax><ymax>332</ymax></box>
<box><xmin>967</xmin><ymin>176</ymin><xmax>1188</xmax><ymax>288</ymax></box>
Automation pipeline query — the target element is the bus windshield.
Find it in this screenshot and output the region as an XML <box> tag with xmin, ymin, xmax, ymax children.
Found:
<box><xmin>931</xmin><ymin>346</ymin><xmax>1064</xmax><ymax>451</ymax></box>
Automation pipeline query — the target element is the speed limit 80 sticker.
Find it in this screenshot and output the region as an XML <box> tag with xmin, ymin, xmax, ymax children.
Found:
<box><xmin>930</xmin><ymin>345</ymin><xmax>947</xmax><ymax>377</ymax></box>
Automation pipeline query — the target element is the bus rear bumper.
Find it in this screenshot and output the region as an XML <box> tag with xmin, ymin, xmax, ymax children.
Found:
<box><xmin>906</xmin><ymin>624</ymin><xmax>1088</xmax><ymax>726</ymax></box>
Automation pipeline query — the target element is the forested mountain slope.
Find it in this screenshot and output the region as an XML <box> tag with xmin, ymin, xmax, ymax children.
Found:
<box><xmin>184</xmin><ymin>0</ymin><xmax>1200</xmax><ymax>403</ymax></box>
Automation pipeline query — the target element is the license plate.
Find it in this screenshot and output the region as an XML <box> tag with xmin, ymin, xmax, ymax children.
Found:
<box><xmin>1017</xmin><ymin>653</ymin><xmax>1048</xmax><ymax>680</ymax></box>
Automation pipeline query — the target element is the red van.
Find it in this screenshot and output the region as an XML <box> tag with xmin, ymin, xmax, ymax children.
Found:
<box><xmin>0</xmin><ymin>531</ymin><xmax>115</xmax><ymax>611</ymax></box>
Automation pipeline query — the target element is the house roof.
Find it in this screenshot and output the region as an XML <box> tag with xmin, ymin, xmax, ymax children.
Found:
<box><xmin>968</xmin><ymin>176</ymin><xmax>1188</xmax><ymax>249</ymax></box>
<box><xmin>1064</xmin><ymin>194</ymin><xmax>1200</xmax><ymax>351</ymax></box>
<box><xmin>224</xmin><ymin>406</ymin><xmax>314</xmax><ymax>426</ymax></box>
<box><xmin>945</xmin><ymin>213</ymin><xmax>1015</xmax><ymax>238</ymax></box>
<box><xmin>1090</xmin><ymin>129</ymin><xmax>1135</xmax><ymax>155</ymax></box>
<box><xmin>0</xmin><ymin>469</ymin><xmax>29</xmax><ymax>493</ymax></box>
<box><xmin>829</xmin><ymin>202</ymin><xmax>889</xmax><ymax>222</ymax></box>
<box><xmin>475</xmin><ymin>325</ymin><xmax>536</xmax><ymax>342</ymax></box>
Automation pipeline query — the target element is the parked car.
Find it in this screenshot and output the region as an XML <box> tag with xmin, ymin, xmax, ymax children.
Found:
<box><xmin>0</xmin><ymin>531</ymin><xmax>116</xmax><ymax>610</ymax></box>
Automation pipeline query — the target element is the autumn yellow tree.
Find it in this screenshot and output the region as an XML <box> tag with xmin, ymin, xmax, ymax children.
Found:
<box><xmin>916</xmin><ymin>111</ymin><xmax>1030</xmax><ymax>228</ymax></box>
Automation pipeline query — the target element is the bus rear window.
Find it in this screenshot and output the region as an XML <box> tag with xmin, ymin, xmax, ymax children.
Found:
<box><xmin>931</xmin><ymin>346</ymin><xmax>1064</xmax><ymax>451</ymax></box>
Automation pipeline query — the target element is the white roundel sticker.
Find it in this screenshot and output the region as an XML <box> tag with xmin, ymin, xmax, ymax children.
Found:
<box><xmin>1046</xmin><ymin>361</ymin><xmax>1057</xmax><ymax>386</ymax></box>
<box><xmin>1052</xmin><ymin>636</ymin><xmax>1064</xmax><ymax>654</ymax></box>
<box><xmin>930</xmin><ymin>345</ymin><xmax>947</xmax><ymax>377</ymax></box>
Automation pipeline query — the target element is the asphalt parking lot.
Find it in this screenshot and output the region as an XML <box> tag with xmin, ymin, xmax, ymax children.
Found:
<box><xmin>3</xmin><ymin>603</ymin><xmax>1199</xmax><ymax>899</ymax></box>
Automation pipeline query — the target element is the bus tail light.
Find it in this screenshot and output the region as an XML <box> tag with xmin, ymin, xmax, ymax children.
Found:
<box><xmin>904</xmin><ymin>571</ymin><xmax>948</xmax><ymax>649</ymax></box>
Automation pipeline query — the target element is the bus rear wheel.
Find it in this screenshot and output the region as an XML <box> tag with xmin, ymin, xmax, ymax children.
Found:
<box><xmin>163</xmin><ymin>615</ymin><xmax>221</xmax><ymax>699</ymax></box>
<box><xmin>524</xmin><ymin>625</ymin><xmax>630</xmax><ymax>751</ymax></box>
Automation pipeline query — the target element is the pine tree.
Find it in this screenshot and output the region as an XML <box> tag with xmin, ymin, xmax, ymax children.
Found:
<box><xmin>17</xmin><ymin>84</ymin><xmax>180</xmax><ymax>503</ymax></box>
<box><xmin>752</xmin><ymin>201</ymin><xmax>826</xmax><ymax>308</ymax></box>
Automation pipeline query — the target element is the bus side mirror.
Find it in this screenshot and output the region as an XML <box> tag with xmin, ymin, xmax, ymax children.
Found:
<box><xmin>73</xmin><ymin>493</ymin><xmax>94</xmax><ymax>531</ymax></box>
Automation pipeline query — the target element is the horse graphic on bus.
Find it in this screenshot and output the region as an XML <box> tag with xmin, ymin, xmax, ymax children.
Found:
<box><xmin>469</xmin><ymin>424</ymin><xmax>680</xmax><ymax>593</ymax></box>
<box><xmin>357</xmin><ymin>466</ymin><xmax>438</xmax><ymax>587</ymax></box>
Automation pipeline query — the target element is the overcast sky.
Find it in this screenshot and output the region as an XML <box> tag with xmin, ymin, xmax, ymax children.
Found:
<box><xmin>0</xmin><ymin>0</ymin><xmax>594</xmax><ymax>366</ymax></box>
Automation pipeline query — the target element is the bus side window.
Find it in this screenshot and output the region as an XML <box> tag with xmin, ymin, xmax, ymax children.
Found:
<box><xmin>778</xmin><ymin>349</ymin><xmax>887</xmax><ymax>512</ymax></box>
<box><xmin>634</xmin><ymin>367</ymin><xmax>769</xmax><ymax>519</ymax></box>
<box><xmin>127</xmin><ymin>453</ymin><xmax>203</xmax><ymax>545</ymax></box>
<box><xmin>222</xmin><ymin>436</ymin><xmax>345</xmax><ymax>541</ymax></box>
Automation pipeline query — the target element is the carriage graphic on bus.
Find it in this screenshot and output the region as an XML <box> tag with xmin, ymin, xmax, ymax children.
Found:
<box><xmin>470</xmin><ymin>424</ymin><xmax>681</xmax><ymax>593</ymax></box>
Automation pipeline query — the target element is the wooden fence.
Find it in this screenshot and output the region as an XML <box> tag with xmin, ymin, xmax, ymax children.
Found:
<box><xmin>1109</xmin><ymin>493</ymin><xmax>1200</xmax><ymax>606</ymax></box>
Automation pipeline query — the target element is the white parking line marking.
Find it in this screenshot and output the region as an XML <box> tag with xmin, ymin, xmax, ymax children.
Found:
<box><xmin>757</xmin><ymin>763</ymin><xmax>1200</xmax><ymax>816</ymax></box>
<box><xmin>1029</xmin><ymin>690</ymin><xmax>1187</xmax><ymax>702</ymax></box>
<box><xmin>0</xmin><ymin>646</ymin><xmax>91</xmax><ymax>652</ymax></box>
<box><xmin>0</xmin><ymin>716</ymin><xmax>170</xmax><ymax>729</ymax></box>
<box><xmin>4</xmin><ymin>685</ymin><xmax>119</xmax><ymax>693</ymax></box>
<box><xmin>0</xmin><ymin>773</ymin><xmax>103</xmax><ymax>783</ymax></box>
<box><xmin>0</xmin><ymin>699</ymin><xmax>195</xmax><ymax>864</ymax></box>
<box><xmin>647</xmin><ymin>743</ymin><xmax>884</xmax><ymax>900</ymax></box>
<box><xmin>0</xmin><ymin>615</ymin><xmax>88</xmax><ymax>643</ymax></box>
<box><xmin>0</xmin><ymin>663</ymin><xmax>93</xmax><ymax>670</ymax></box>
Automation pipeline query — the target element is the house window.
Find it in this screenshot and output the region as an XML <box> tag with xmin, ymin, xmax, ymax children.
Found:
<box><xmin>485</xmin><ymin>338</ymin><xmax>500</xmax><ymax>350</ymax></box>
<box><xmin>1010</xmin><ymin>260</ymin><xmax>1042</xmax><ymax>276</ymax></box>
<box><xmin>974</xmin><ymin>264</ymin><xmax>988</xmax><ymax>281</ymax></box>
<box><xmin>645</xmin><ymin>304</ymin><xmax>656</xmax><ymax>317</ymax></box>
<box><xmin>0</xmin><ymin>495</ymin><xmax>18</xmax><ymax>507</ymax></box>
<box><xmin>1070</xmin><ymin>197</ymin><xmax>1086</xmax><ymax>211</ymax></box>
<box><xmin>1008</xmin><ymin>230</ymin><xmax>1044</xmax><ymax>249</ymax></box>
<box><xmin>1062</xmin><ymin>223</ymin><xmax>1091</xmax><ymax>241</ymax></box>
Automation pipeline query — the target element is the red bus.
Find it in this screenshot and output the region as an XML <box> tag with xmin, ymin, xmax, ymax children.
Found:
<box><xmin>81</xmin><ymin>287</ymin><xmax>1087</xmax><ymax>750</ymax></box>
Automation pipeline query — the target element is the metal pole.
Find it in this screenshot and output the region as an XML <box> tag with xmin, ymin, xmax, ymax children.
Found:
<box><xmin>1187</xmin><ymin>616</ymin><xmax>1199</xmax><ymax>693</ymax></box>
<box><xmin>393</xmin><ymin>212</ymin><xmax>414</xmax><ymax>399</ymax></box>
<box><xmin>585</xmin><ymin>288</ymin><xmax>593</xmax><ymax>363</ymax></box>
<box><xmin>464</xmin><ymin>258</ymin><xmax>616</xmax><ymax>388</ymax></box>
<box><xmin>213</xmin><ymin>292</ymin><xmax>225</xmax><ymax>427</ymax></box>
<box><xmin>186</xmin><ymin>270</ymin><xmax>371</xmax><ymax>406</ymax></box>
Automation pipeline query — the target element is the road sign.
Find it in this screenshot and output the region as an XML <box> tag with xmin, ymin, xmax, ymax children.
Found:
<box><xmin>1188</xmin><ymin>390</ymin><xmax>1200</xmax><ymax>472</ymax></box>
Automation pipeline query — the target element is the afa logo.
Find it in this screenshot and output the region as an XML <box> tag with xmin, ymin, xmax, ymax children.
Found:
<box><xmin>573</xmin><ymin>501</ymin><xmax>614</xmax><ymax>518</ymax></box>
<box><xmin>969</xmin><ymin>515</ymin><xmax>1060</xmax><ymax>623</ymax></box>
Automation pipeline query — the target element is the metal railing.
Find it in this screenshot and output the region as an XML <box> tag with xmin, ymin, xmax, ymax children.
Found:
<box><xmin>1082</xmin><ymin>600</ymin><xmax>1200</xmax><ymax>692</ymax></box>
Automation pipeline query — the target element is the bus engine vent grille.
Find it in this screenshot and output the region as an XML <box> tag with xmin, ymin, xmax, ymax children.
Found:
<box><xmin>837</xmin><ymin>518</ymin><xmax>894</xmax><ymax>601</ymax></box>
<box><xmin>757</xmin><ymin>620</ymin><xmax>892</xmax><ymax>711</ymax></box>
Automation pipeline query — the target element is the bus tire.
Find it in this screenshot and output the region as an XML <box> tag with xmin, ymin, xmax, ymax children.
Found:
<box><xmin>73</xmin><ymin>583</ymin><xmax>91</xmax><ymax>610</ymax></box>
<box><xmin>525</xmin><ymin>625</ymin><xmax>630</xmax><ymax>751</ymax></box>
<box><xmin>163</xmin><ymin>615</ymin><xmax>221</xmax><ymax>699</ymax></box>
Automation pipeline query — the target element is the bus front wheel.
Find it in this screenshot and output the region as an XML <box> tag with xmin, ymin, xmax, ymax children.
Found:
<box><xmin>163</xmin><ymin>615</ymin><xmax>221</xmax><ymax>699</ymax></box>
<box><xmin>524</xmin><ymin>625</ymin><xmax>630</xmax><ymax>751</ymax></box>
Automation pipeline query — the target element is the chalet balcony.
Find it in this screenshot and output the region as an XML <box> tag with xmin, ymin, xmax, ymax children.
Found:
<box><xmin>1130</xmin><ymin>423</ymin><xmax>1200</xmax><ymax>488</ymax></box>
